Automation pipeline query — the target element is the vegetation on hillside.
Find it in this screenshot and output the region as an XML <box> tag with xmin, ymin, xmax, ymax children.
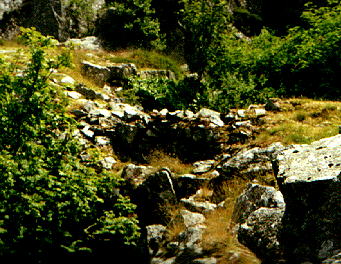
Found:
<box><xmin>103</xmin><ymin>0</ymin><xmax>340</xmax><ymax>112</ymax></box>
<box><xmin>0</xmin><ymin>0</ymin><xmax>340</xmax><ymax>262</ymax></box>
<box><xmin>0</xmin><ymin>28</ymin><xmax>141</xmax><ymax>263</ymax></box>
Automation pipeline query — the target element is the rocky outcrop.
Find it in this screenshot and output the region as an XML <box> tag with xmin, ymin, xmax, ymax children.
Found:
<box><xmin>233</xmin><ymin>135</ymin><xmax>341</xmax><ymax>264</ymax></box>
<box><xmin>0</xmin><ymin>0</ymin><xmax>23</xmax><ymax>20</ymax></box>
<box><xmin>81</xmin><ymin>60</ymin><xmax>137</xmax><ymax>86</ymax></box>
<box><xmin>275</xmin><ymin>135</ymin><xmax>341</xmax><ymax>263</ymax></box>
<box><xmin>0</xmin><ymin>0</ymin><xmax>105</xmax><ymax>40</ymax></box>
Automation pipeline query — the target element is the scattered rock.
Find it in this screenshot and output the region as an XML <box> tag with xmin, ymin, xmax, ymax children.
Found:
<box><xmin>238</xmin><ymin>207</ymin><xmax>285</xmax><ymax>263</ymax></box>
<box><xmin>65</xmin><ymin>36</ymin><xmax>102</xmax><ymax>50</ymax></box>
<box><xmin>181</xmin><ymin>197</ymin><xmax>217</xmax><ymax>214</ymax></box>
<box><xmin>133</xmin><ymin>168</ymin><xmax>177</xmax><ymax>225</ymax></box>
<box><xmin>180</xmin><ymin>210</ymin><xmax>206</xmax><ymax>228</ymax></box>
<box><xmin>139</xmin><ymin>69</ymin><xmax>175</xmax><ymax>80</ymax></box>
<box><xmin>233</xmin><ymin>183</ymin><xmax>285</xmax><ymax>262</ymax></box>
<box><xmin>64</xmin><ymin>91</ymin><xmax>82</xmax><ymax>99</ymax></box>
<box><xmin>100</xmin><ymin>156</ymin><xmax>117</xmax><ymax>170</ymax></box>
<box><xmin>81</xmin><ymin>60</ymin><xmax>111</xmax><ymax>86</ymax></box>
<box><xmin>192</xmin><ymin>160</ymin><xmax>215</xmax><ymax>174</ymax></box>
<box><xmin>197</xmin><ymin>108</ymin><xmax>224</xmax><ymax>127</ymax></box>
<box><xmin>193</xmin><ymin>257</ymin><xmax>217</xmax><ymax>264</ymax></box>
<box><xmin>233</xmin><ymin>183</ymin><xmax>285</xmax><ymax>224</ymax></box>
<box><xmin>121</xmin><ymin>163</ymin><xmax>155</xmax><ymax>187</ymax></box>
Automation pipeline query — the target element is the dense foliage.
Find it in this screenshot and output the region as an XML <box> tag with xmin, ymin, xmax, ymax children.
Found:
<box><xmin>122</xmin><ymin>0</ymin><xmax>340</xmax><ymax>112</ymax></box>
<box><xmin>97</xmin><ymin>0</ymin><xmax>165</xmax><ymax>50</ymax></box>
<box><xmin>0</xmin><ymin>28</ymin><xmax>140</xmax><ymax>262</ymax></box>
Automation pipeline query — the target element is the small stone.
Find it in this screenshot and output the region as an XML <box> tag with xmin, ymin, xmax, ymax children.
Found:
<box><xmin>81</xmin><ymin>126</ymin><xmax>94</xmax><ymax>138</ymax></box>
<box><xmin>64</xmin><ymin>91</ymin><xmax>82</xmax><ymax>99</ymax></box>
<box><xmin>60</xmin><ymin>75</ymin><xmax>75</xmax><ymax>85</ymax></box>
<box><xmin>95</xmin><ymin>136</ymin><xmax>111</xmax><ymax>145</ymax></box>
<box><xmin>100</xmin><ymin>156</ymin><xmax>117</xmax><ymax>169</ymax></box>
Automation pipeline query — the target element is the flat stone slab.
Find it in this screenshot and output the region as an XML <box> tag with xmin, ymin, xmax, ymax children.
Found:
<box><xmin>276</xmin><ymin>135</ymin><xmax>341</xmax><ymax>184</ymax></box>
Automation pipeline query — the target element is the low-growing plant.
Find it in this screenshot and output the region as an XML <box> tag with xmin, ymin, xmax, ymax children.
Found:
<box><xmin>146</xmin><ymin>150</ymin><xmax>192</xmax><ymax>175</ymax></box>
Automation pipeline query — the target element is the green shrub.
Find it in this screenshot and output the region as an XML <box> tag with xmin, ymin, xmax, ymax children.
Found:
<box><xmin>0</xmin><ymin>28</ymin><xmax>140</xmax><ymax>262</ymax></box>
<box><xmin>178</xmin><ymin>0</ymin><xmax>340</xmax><ymax>110</ymax></box>
<box><xmin>123</xmin><ymin>74</ymin><xmax>206</xmax><ymax>111</ymax></box>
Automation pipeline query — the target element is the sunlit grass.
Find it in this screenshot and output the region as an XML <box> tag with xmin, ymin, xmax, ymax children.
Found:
<box><xmin>253</xmin><ymin>98</ymin><xmax>341</xmax><ymax>146</ymax></box>
<box><xmin>202</xmin><ymin>178</ymin><xmax>261</xmax><ymax>264</ymax></box>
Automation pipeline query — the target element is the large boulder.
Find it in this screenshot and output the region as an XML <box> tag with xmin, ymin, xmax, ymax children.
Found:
<box><xmin>133</xmin><ymin>168</ymin><xmax>177</xmax><ymax>225</ymax></box>
<box><xmin>233</xmin><ymin>183</ymin><xmax>286</xmax><ymax>263</ymax></box>
<box><xmin>274</xmin><ymin>135</ymin><xmax>341</xmax><ymax>263</ymax></box>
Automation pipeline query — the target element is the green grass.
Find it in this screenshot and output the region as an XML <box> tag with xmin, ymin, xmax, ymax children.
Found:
<box><xmin>253</xmin><ymin>98</ymin><xmax>341</xmax><ymax>146</ymax></box>
<box><xmin>109</xmin><ymin>49</ymin><xmax>184</xmax><ymax>78</ymax></box>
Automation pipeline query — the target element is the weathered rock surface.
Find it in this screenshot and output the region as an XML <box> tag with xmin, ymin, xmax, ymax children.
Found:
<box><xmin>65</xmin><ymin>36</ymin><xmax>102</xmax><ymax>50</ymax></box>
<box><xmin>222</xmin><ymin>142</ymin><xmax>284</xmax><ymax>180</ymax></box>
<box><xmin>81</xmin><ymin>60</ymin><xmax>137</xmax><ymax>86</ymax></box>
<box><xmin>233</xmin><ymin>183</ymin><xmax>285</xmax><ymax>224</ymax></box>
<box><xmin>0</xmin><ymin>0</ymin><xmax>23</xmax><ymax>20</ymax></box>
<box><xmin>274</xmin><ymin>135</ymin><xmax>341</xmax><ymax>263</ymax></box>
<box><xmin>133</xmin><ymin>168</ymin><xmax>177</xmax><ymax>225</ymax></box>
<box><xmin>139</xmin><ymin>70</ymin><xmax>176</xmax><ymax>80</ymax></box>
<box><xmin>0</xmin><ymin>0</ymin><xmax>105</xmax><ymax>40</ymax></box>
<box><xmin>233</xmin><ymin>183</ymin><xmax>285</xmax><ymax>263</ymax></box>
<box><xmin>146</xmin><ymin>224</ymin><xmax>167</xmax><ymax>256</ymax></box>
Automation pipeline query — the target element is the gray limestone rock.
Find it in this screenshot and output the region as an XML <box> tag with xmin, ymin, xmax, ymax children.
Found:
<box><xmin>133</xmin><ymin>168</ymin><xmax>177</xmax><ymax>225</ymax></box>
<box><xmin>192</xmin><ymin>160</ymin><xmax>215</xmax><ymax>174</ymax></box>
<box><xmin>233</xmin><ymin>183</ymin><xmax>285</xmax><ymax>262</ymax></box>
<box><xmin>197</xmin><ymin>108</ymin><xmax>224</xmax><ymax>127</ymax></box>
<box><xmin>121</xmin><ymin>163</ymin><xmax>154</xmax><ymax>186</ymax></box>
<box><xmin>181</xmin><ymin>197</ymin><xmax>217</xmax><ymax>214</ymax></box>
<box><xmin>146</xmin><ymin>224</ymin><xmax>167</xmax><ymax>256</ymax></box>
<box><xmin>274</xmin><ymin>135</ymin><xmax>341</xmax><ymax>263</ymax></box>
<box><xmin>193</xmin><ymin>257</ymin><xmax>217</xmax><ymax>264</ymax></box>
<box><xmin>139</xmin><ymin>69</ymin><xmax>175</xmax><ymax>80</ymax></box>
<box><xmin>65</xmin><ymin>36</ymin><xmax>102</xmax><ymax>50</ymax></box>
<box><xmin>0</xmin><ymin>0</ymin><xmax>23</xmax><ymax>20</ymax></box>
<box><xmin>81</xmin><ymin>60</ymin><xmax>112</xmax><ymax>86</ymax></box>
<box><xmin>238</xmin><ymin>207</ymin><xmax>285</xmax><ymax>263</ymax></box>
<box><xmin>233</xmin><ymin>183</ymin><xmax>285</xmax><ymax>224</ymax></box>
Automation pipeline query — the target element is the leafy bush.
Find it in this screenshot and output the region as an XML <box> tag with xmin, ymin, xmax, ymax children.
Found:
<box><xmin>123</xmin><ymin>74</ymin><xmax>206</xmax><ymax>111</ymax></box>
<box><xmin>97</xmin><ymin>0</ymin><xmax>165</xmax><ymax>50</ymax></box>
<box><xmin>178</xmin><ymin>0</ymin><xmax>340</xmax><ymax>110</ymax></box>
<box><xmin>0</xmin><ymin>28</ymin><xmax>140</xmax><ymax>262</ymax></box>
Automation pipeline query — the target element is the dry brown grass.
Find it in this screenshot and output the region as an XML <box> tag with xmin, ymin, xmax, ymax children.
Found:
<box><xmin>146</xmin><ymin>150</ymin><xmax>193</xmax><ymax>175</ymax></box>
<box><xmin>202</xmin><ymin>178</ymin><xmax>261</xmax><ymax>264</ymax></box>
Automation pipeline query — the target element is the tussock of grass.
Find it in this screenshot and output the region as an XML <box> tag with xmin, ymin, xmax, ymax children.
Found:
<box><xmin>202</xmin><ymin>178</ymin><xmax>260</xmax><ymax>264</ymax></box>
<box><xmin>146</xmin><ymin>150</ymin><xmax>193</xmax><ymax>175</ymax></box>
